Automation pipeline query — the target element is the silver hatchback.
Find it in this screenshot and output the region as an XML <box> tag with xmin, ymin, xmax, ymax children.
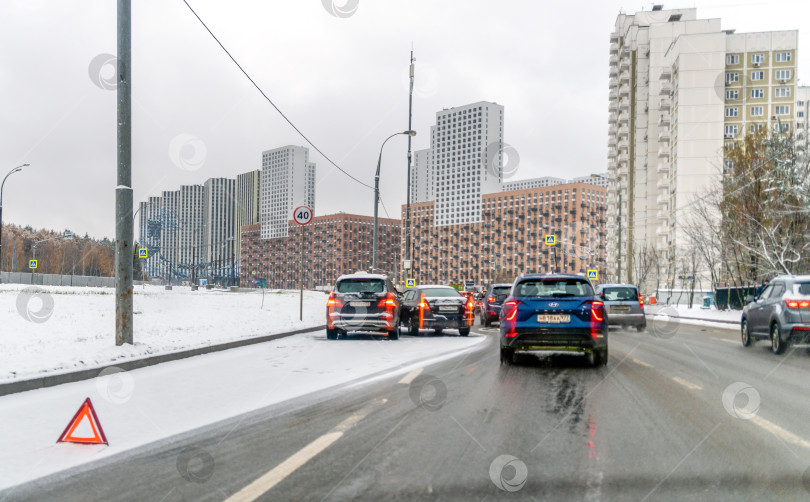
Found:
<box><xmin>595</xmin><ymin>284</ymin><xmax>646</xmax><ymax>331</ymax></box>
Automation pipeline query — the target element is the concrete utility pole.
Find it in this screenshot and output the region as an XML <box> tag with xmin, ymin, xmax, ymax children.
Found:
<box><xmin>115</xmin><ymin>0</ymin><xmax>134</xmax><ymax>345</ymax></box>
<box><xmin>404</xmin><ymin>50</ymin><xmax>415</xmax><ymax>285</ymax></box>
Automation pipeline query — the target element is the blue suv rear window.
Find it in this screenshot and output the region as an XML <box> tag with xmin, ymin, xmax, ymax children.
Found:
<box><xmin>515</xmin><ymin>279</ymin><xmax>594</xmax><ymax>298</ymax></box>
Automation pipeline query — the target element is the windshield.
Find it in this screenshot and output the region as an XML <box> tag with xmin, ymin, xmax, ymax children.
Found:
<box><xmin>336</xmin><ymin>279</ymin><xmax>385</xmax><ymax>293</ymax></box>
<box><xmin>422</xmin><ymin>288</ymin><xmax>462</xmax><ymax>298</ymax></box>
<box><xmin>491</xmin><ymin>286</ymin><xmax>512</xmax><ymax>300</ymax></box>
<box><xmin>602</xmin><ymin>287</ymin><xmax>638</xmax><ymax>301</ymax></box>
<box><xmin>515</xmin><ymin>279</ymin><xmax>594</xmax><ymax>298</ymax></box>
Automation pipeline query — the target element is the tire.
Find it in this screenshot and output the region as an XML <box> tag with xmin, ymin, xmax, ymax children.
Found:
<box><xmin>484</xmin><ymin>316</ymin><xmax>492</xmax><ymax>328</ymax></box>
<box><xmin>599</xmin><ymin>346</ymin><xmax>608</xmax><ymax>366</ymax></box>
<box><xmin>500</xmin><ymin>347</ymin><xmax>514</xmax><ymax>365</ymax></box>
<box><xmin>326</xmin><ymin>328</ymin><xmax>338</xmax><ymax>340</ymax></box>
<box><xmin>459</xmin><ymin>327</ymin><xmax>470</xmax><ymax>336</ymax></box>
<box><xmin>409</xmin><ymin>315</ymin><xmax>419</xmax><ymax>337</ymax></box>
<box><xmin>435</xmin><ymin>329</ymin><xmax>443</xmax><ymax>336</ymax></box>
<box><xmin>388</xmin><ymin>329</ymin><xmax>399</xmax><ymax>340</ymax></box>
<box><xmin>636</xmin><ymin>322</ymin><xmax>646</xmax><ymax>333</ymax></box>
<box><xmin>741</xmin><ymin>319</ymin><xmax>752</xmax><ymax>347</ymax></box>
<box><xmin>771</xmin><ymin>323</ymin><xmax>786</xmax><ymax>355</ymax></box>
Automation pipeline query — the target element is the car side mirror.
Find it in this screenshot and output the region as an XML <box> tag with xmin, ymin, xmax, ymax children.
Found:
<box><xmin>744</xmin><ymin>295</ymin><xmax>755</xmax><ymax>303</ymax></box>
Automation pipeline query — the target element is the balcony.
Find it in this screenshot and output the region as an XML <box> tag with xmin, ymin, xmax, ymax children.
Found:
<box><xmin>658</xmin><ymin>113</ymin><xmax>670</xmax><ymax>127</ymax></box>
<box><xmin>620</xmin><ymin>58</ymin><xmax>630</xmax><ymax>71</ymax></box>
<box><xmin>659</xmin><ymin>82</ymin><xmax>671</xmax><ymax>95</ymax></box>
<box><xmin>609</xmin><ymin>54</ymin><xmax>619</xmax><ymax>65</ymax></box>
<box><xmin>658</xmin><ymin>129</ymin><xmax>670</xmax><ymax>142</ymax></box>
<box><xmin>659</xmin><ymin>68</ymin><xmax>672</xmax><ymax>80</ymax></box>
<box><xmin>618</xmin><ymin>152</ymin><xmax>629</xmax><ymax>164</ymax></box>
<box><xmin>656</xmin><ymin>194</ymin><xmax>669</xmax><ymax>206</ymax></box>
<box><xmin>619</xmin><ymin>71</ymin><xmax>630</xmax><ymax>83</ymax></box>
<box><xmin>656</xmin><ymin>178</ymin><xmax>668</xmax><ymax>190</ymax></box>
<box><xmin>656</xmin><ymin>227</ymin><xmax>669</xmax><ymax>237</ymax></box>
<box><xmin>618</xmin><ymin>112</ymin><xmax>629</xmax><ymax>123</ymax></box>
<box><xmin>609</xmin><ymin>100</ymin><xmax>618</xmax><ymax>112</ymax></box>
<box><xmin>608</xmin><ymin>112</ymin><xmax>618</xmax><ymax>124</ymax></box>
<box><xmin>610</xmin><ymin>41</ymin><xmax>619</xmax><ymax>53</ymax></box>
<box><xmin>608</xmin><ymin>125</ymin><xmax>618</xmax><ymax>136</ymax></box>
<box><xmin>659</xmin><ymin>99</ymin><xmax>671</xmax><ymax>111</ymax></box>
<box><xmin>618</xmin><ymin>138</ymin><xmax>629</xmax><ymax>150</ymax></box>
<box><xmin>618</xmin><ymin>125</ymin><xmax>629</xmax><ymax>137</ymax></box>
<box><xmin>619</xmin><ymin>84</ymin><xmax>630</xmax><ymax>97</ymax></box>
<box><xmin>608</xmin><ymin>136</ymin><xmax>618</xmax><ymax>147</ymax></box>
<box><xmin>656</xmin><ymin>161</ymin><xmax>669</xmax><ymax>174</ymax></box>
<box><xmin>609</xmin><ymin>66</ymin><xmax>619</xmax><ymax>78</ymax></box>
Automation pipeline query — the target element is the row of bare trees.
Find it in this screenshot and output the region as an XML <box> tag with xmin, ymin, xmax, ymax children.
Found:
<box><xmin>0</xmin><ymin>224</ymin><xmax>143</xmax><ymax>278</ymax></box>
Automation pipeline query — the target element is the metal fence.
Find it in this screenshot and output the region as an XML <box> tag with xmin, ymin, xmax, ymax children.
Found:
<box><xmin>0</xmin><ymin>271</ymin><xmax>123</xmax><ymax>288</ymax></box>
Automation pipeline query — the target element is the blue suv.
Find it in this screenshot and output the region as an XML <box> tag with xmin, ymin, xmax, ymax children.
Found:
<box><xmin>500</xmin><ymin>273</ymin><xmax>608</xmax><ymax>366</ymax></box>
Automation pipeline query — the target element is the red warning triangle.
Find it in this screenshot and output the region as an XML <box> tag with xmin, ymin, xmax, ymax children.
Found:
<box><xmin>57</xmin><ymin>397</ymin><xmax>108</xmax><ymax>445</ymax></box>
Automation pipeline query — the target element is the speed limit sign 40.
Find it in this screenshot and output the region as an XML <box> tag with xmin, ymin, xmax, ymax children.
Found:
<box><xmin>293</xmin><ymin>206</ymin><xmax>313</xmax><ymax>225</ymax></box>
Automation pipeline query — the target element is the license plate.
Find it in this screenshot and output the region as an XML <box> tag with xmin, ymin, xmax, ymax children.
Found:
<box><xmin>611</xmin><ymin>305</ymin><xmax>630</xmax><ymax>311</ymax></box>
<box><xmin>351</xmin><ymin>301</ymin><xmax>371</xmax><ymax>307</ymax></box>
<box><xmin>537</xmin><ymin>314</ymin><xmax>571</xmax><ymax>323</ymax></box>
<box><xmin>439</xmin><ymin>306</ymin><xmax>458</xmax><ymax>312</ymax></box>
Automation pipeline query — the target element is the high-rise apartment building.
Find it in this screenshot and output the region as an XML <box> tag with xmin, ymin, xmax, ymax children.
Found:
<box><xmin>430</xmin><ymin>101</ymin><xmax>504</xmax><ymax>226</ymax></box>
<box><xmin>607</xmin><ymin>6</ymin><xmax>798</xmax><ymax>289</ymax></box>
<box><xmin>503</xmin><ymin>173</ymin><xmax>608</xmax><ymax>192</ymax></box>
<box><xmin>178</xmin><ymin>184</ymin><xmax>205</xmax><ymax>279</ymax></box>
<box><xmin>795</xmin><ymin>86</ymin><xmax>809</xmax><ymax>157</ymax></box>
<box><xmin>203</xmin><ymin>177</ymin><xmax>236</xmax><ymax>284</ymax></box>
<box><xmin>158</xmin><ymin>190</ymin><xmax>180</xmax><ymax>281</ymax></box>
<box><xmin>236</xmin><ymin>169</ymin><xmax>261</xmax><ymax>266</ymax></box>
<box><xmin>410</xmin><ymin>148</ymin><xmax>432</xmax><ymax>203</ymax></box>
<box><xmin>260</xmin><ymin>146</ymin><xmax>316</xmax><ymax>239</ymax></box>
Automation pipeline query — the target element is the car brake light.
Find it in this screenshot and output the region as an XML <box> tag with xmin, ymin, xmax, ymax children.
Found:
<box><xmin>377</xmin><ymin>293</ymin><xmax>397</xmax><ymax>308</ymax></box>
<box><xmin>589</xmin><ymin>301</ymin><xmax>605</xmax><ymax>338</ymax></box>
<box><xmin>505</xmin><ymin>331</ymin><xmax>518</xmax><ymax>338</ymax></box>
<box><xmin>784</xmin><ymin>299</ymin><xmax>810</xmax><ymax>309</ymax></box>
<box><xmin>503</xmin><ymin>300</ymin><xmax>520</xmax><ymax>321</ymax></box>
<box><xmin>327</xmin><ymin>293</ymin><xmax>343</xmax><ymax>308</ymax></box>
<box><xmin>638</xmin><ymin>293</ymin><xmax>644</xmax><ymax>308</ymax></box>
<box><xmin>487</xmin><ymin>296</ymin><xmax>496</xmax><ymax>302</ymax></box>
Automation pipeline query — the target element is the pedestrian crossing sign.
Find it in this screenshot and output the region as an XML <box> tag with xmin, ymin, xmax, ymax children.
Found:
<box><xmin>406</xmin><ymin>278</ymin><xmax>415</xmax><ymax>288</ymax></box>
<box><xmin>29</xmin><ymin>259</ymin><xmax>37</xmax><ymax>269</ymax></box>
<box><xmin>587</xmin><ymin>270</ymin><xmax>598</xmax><ymax>280</ymax></box>
<box><xmin>138</xmin><ymin>248</ymin><xmax>148</xmax><ymax>259</ymax></box>
<box><xmin>544</xmin><ymin>235</ymin><xmax>556</xmax><ymax>246</ymax></box>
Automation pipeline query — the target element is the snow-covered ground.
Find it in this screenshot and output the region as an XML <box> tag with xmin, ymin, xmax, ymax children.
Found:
<box><xmin>0</xmin><ymin>284</ymin><xmax>327</xmax><ymax>383</ymax></box>
<box><xmin>0</xmin><ymin>327</ymin><xmax>487</xmax><ymax>490</ymax></box>
<box><xmin>645</xmin><ymin>304</ymin><xmax>741</xmax><ymax>330</ymax></box>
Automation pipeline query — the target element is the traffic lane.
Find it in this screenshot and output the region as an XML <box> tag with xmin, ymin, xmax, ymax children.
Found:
<box><xmin>0</xmin><ymin>332</ymin><xmax>493</xmax><ymax>502</ymax></box>
<box><xmin>226</xmin><ymin>326</ymin><xmax>810</xmax><ymax>500</ymax></box>
<box><xmin>7</xmin><ymin>326</ymin><xmax>810</xmax><ymax>501</ymax></box>
<box><xmin>610</xmin><ymin>319</ymin><xmax>810</xmax><ymax>457</ymax></box>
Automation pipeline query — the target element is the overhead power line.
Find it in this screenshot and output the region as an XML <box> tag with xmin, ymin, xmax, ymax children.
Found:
<box><xmin>181</xmin><ymin>0</ymin><xmax>373</xmax><ymax>190</ymax></box>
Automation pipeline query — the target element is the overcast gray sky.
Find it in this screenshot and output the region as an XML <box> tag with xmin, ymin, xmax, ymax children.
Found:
<box><xmin>2</xmin><ymin>0</ymin><xmax>808</xmax><ymax>239</ymax></box>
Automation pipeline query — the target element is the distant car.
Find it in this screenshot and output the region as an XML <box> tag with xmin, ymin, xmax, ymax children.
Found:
<box><xmin>500</xmin><ymin>273</ymin><xmax>608</xmax><ymax>366</ymax></box>
<box><xmin>595</xmin><ymin>284</ymin><xmax>646</xmax><ymax>331</ymax></box>
<box><xmin>480</xmin><ymin>283</ymin><xmax>513</xmax><ymax>327</ymax></box>
<box><xmin>326</xmin><ymin>272</ymin><xmax>401</xmax><ymax>340</ymax></box>
<box><xmin>399</xmin><ymin>285</ymin><xmax>474</xmax><ymax>336</ymax></box>
<box><xmin>741</xmin><ymin>275</ymin><xmax>810</xmax><ymax>354</ymax></box>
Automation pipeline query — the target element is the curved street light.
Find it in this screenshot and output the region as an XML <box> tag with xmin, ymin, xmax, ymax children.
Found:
<box><xmin>0</xmin><ymin>164</ymin><xmax>29</xmax><ymax>279</ymax></box>
<box><xmin>372</xmin><ymin>130</ymin><xmax>416</xmax><ymax>272</ymax></box>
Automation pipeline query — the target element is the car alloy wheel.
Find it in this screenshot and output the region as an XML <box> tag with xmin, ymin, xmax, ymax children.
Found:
<box><xmin>771</xmin><ymin>323</ymin><xmax>786</xmax><ymax>355</ymax></box>
<box><xmin>741</xmin><ymin>320</ymin><xmax>752</xmax><ymax>347</ymax></box>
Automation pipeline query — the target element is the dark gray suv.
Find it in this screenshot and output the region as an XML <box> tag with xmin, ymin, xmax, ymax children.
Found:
<box><xmin>326</xmin><ymin>272</ymin><xmax>401</xmax><ymax>340</ymax></box>
<box><xmin>741</xmin><ymin>275</ymin><xmax>810</xmax><ymax>354</ymax></box>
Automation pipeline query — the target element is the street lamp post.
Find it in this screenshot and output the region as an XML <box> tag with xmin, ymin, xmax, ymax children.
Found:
<box><xmin>373</xmin><ymin>130</ymin><xmax>416</xmax><ymax>273</ymax></box>
<box><xmin>0</xmin><ymin>164</ymin><xmax>28</xmax><ymax>280</ymax></box>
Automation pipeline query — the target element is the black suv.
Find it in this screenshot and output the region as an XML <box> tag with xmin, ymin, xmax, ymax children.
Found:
<box><xmin>399</xmin><ymin>285</ymin><xmax>474</xmax><ymax>336</ymax></box>
<box><xmin>326</xmin><ymin>272</ymin><xmax>401</xmax><ymax>340</ymax></box>
<box><xmin>480</xmin><ymin>283</ymin><xmax>513</xmax><ymax>327</ymax></box>
<box><xmin>741</xmin><ymin>274</ymin><xmax>810</xmax><ymax>354</ymax></box>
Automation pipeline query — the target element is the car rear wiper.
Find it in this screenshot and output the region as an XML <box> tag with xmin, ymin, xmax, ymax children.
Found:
<box><xmin>550</xmin><ymin>293</ymin><xmax>576</xmax><ymax>297</ymax></box>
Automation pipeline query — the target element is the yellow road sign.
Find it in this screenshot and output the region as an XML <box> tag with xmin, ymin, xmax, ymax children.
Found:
<box><xmin>544</xmin><ymin>235</ymin><xmax>556</xmax><ymax>246</ymax></box>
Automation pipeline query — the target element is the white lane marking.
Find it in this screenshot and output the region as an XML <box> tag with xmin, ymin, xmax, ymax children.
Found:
<box><xmin>398</xmin><ymin>368</ymin><xmax>423</xmax><ymax>385</ymax></box>
<box><xmin>631</xmin><ymin>358</ymin><xmax>654</xmax><ymax>368</ymax></box>
<box><xmin>224</xmin><ymin>401</ymin><xmax>383</xmax><ymax>502</ymax></box>
<box><xmin>750</xmin><ymin>414</ymin><xmax>810</xmax><ymax>450</ymax></box>
<box><xmin>711</xmin><ymin>337</ymin><xmax>737</xmax><ymax>344</ymax></box>
<box><xmin>672</xmin><ymin>376</ymin><xmax>702</xmax><ymax>390</ymax></box>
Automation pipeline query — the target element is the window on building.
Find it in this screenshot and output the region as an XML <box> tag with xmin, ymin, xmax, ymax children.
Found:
<box><xmin>751</xmin><ymin>88</ymin><xmax>764</xmax><ymax>99</ymax></box>
<box><xmin>751</xmin><ymin>53</ymin><xmax>765</xmax><ymax>64</ymax></box>
<box><xmin>774</xmin><ymin>87</ymin><xmax>791</xmax><ymax>98</ymax></box>
<box><xmin>750</xmin><ymin>106</ymin><xmax>764</xmax><ymax>117</ymax></box>
<box><xmin>725</xmin><ymin>124</ymin><xmax>738</xmax><ymax>137</ymax></box>
<box><xmin>725</xmin><ymin>89</ymin><xmax>739</xmax><ymax>100</ymax></box>
<box><xmin>750</xmin><ymin>71</ymin><xmax>764</xmax><ymax>81</ymax></box>
<box><xmin>775</xmin><ymin>105</ymin><xmax>791</xmax><ymax>115</ymax></box>
<box><xmin>726</xmin><ymin>72</ymin><xmax>739</xmax><ymax>84</ymax></box>
<box><xmin>775</xmin><ymin>52</ymin><xmax>791</xmax><ymax>63</ymax></box>
<box><xmin>725</xmin><ymin>107</ymin><xmax>739</xmax><ymax>118</ymax></box>
<box><xmin>775</xmin><ymin>69</ymin><xmax>792</xmax><ymax>81</ymax></box>
<box><xmin>726</xmin><ymin>54</ymin><xmax>739</xmax><ymax>65</ymax></box>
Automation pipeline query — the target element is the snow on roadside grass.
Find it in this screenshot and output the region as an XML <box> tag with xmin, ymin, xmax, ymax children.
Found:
<box><xmin>0</xmin><ymin>284</ymin><xmax>326</xmax><ymax>383</ymax></box>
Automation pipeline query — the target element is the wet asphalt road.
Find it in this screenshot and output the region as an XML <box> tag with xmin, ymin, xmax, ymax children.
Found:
<box><xmin>4</xmin><ymin>317</ymin><xmax>810</xmax><ymax>502</ymax></box>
